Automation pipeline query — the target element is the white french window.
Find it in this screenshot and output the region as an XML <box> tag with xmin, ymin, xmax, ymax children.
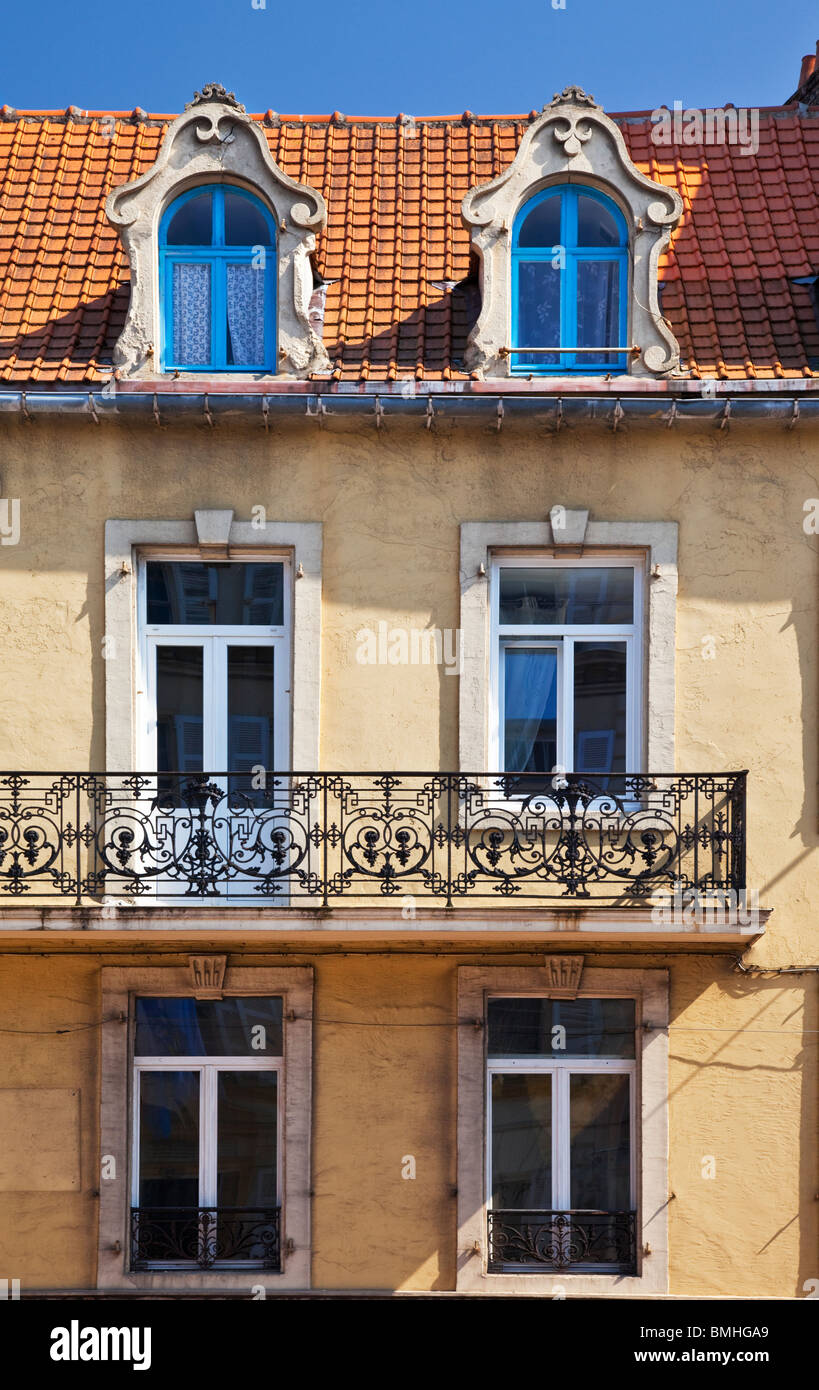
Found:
<box><xmin>131</xmin><ymin>994</ymin><xmax>283</xmax><ymax>1271</ymax></box>
<box><xmin>486</xmin><ymin>994</ymin><xmax>637</xmax><ymax>1274</ymax></box>
<box><xmin>489</xmin><ymin>556</ymin><xmax>642</xmax><ymax>778</ymax></box>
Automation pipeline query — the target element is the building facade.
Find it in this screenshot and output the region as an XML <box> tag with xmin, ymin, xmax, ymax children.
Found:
<box><xmin>0</xmin><ymin>74</ymin><xmax>816</xmax><ymax>1297</ymax></box>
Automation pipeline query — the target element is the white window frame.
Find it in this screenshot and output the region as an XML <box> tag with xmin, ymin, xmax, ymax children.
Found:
<box><xmin>486</xmin><ymin>996</ymin><xmax>637</xmax><ymax>1270</ymax></box>
<box><xmin>132</xmin><ymin>1037</ymin><xmax>283</xmax><ymax>1268</ymax></box>
<box><xmin>138</xmin><ymin>554</ymin><xmax>291</xmax><ymax>773</ymax></box>
<box><xmin>98</xmin><ymin>965</ymin><xmax>313</xmax><ymax>1292</ymax></box>
<box><xmin>456</xmin><ymin>964</ymin><xmax>669</xmax><ymax>1295</ymax></box>
<box><xmin>104</xmin><ymin>518</ymin><xmax>322</xmax><ymax>779</ymax></box>
<box><xmin>489</xmin><ymin>554</ymin><xmax>642</xmax><ymax>775</ymax></box>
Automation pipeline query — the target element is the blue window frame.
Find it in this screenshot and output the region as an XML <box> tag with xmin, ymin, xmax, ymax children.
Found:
<box><xmin>511</xmin><ymin>186</ymin><xmax>629</xmax><ymax>375</ymax></box>
<box><xmin>159</xmin><ymin>185</ymin><xmax>276</xmax><ymax>373</ymax></box>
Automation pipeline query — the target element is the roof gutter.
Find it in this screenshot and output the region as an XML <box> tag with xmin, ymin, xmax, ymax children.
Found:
<box><xmin>0</xmin><ymin>385</ymin><xmax>817</xmax><ymax>429</ymax></box>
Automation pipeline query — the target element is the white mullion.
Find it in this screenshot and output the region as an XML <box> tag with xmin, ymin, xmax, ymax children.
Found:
<box><xmin>206</xmin><ymin>639</ymin><xmax>222</xmax><ymax>773</ymax></box>
<box><xmin>201</xmin><ymin>1066</ymin><xmax>216</xmax><ymax>1208</ymax></box>
<box><xmin>560</xmin><ymin>636</ymin><xmax>573</xmax><ymax>773</ymax></box>
<box><xmin>630</xmin><ymin>1070</ymin><xmax>637</xmax><ymax>1209</ymax></box>
<box><xmin>625</xmin><ymin>633</ymin><xmax>636</xmax><ymax>771</ymax></box>
<box><xmin>486</xmin><ymin>1071</ymin><xmax>494</xmax><ymax>1211</ymax></box>
<box><xmin>131</xmin><ymin>1069</ymin><xmax>141</xmax><ymax>1208</ymax></box>
<box><xmin>145</xmin><ymin>625</ymin><xmax>285</xmax><ymax>639</ymax></box>
<box><xmin>495</xmin><ymin>644</ymin><xmax>505</xmax><ymax>772</ymax></box>
<box><xmin>134</xmin><ymin>1055</ymin><xmax>283</xmax><ymax>1067</ymax></box>
<box><xmin>554</xmin><ymin>1069</ymin><xmax>570</xmax><ymax>1210</ymax></box>
<box><xmin>496</xmin><ymin>625</ymin><xmax>635</xmax><ymax>638</ymax></box>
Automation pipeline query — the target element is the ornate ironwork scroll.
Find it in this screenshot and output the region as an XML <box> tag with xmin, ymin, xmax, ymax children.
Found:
<box><xmin>487</xmin><ymin>1209</ymin><xmax>637</xmax><ymax>1272</ymax></box>
<box><xmin>0</xmin><ymin>771</ymin><xmax>747</xmax><ymax>906</ymax></box>
<box><xmin>130</xmin><ymin>1206</ymin><xmax>281</xmax><ymax>1270</ymax></box>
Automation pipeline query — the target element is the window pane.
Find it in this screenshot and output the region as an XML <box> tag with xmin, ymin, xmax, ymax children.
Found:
<box><xmin>504</xmin><ymin>647</ymin><xmax>557</xmax><ymax>773</ymax></box>
<box><xmin>488</xmin><ymin>998</ymin><xmax>635</xmax><ymax>1058</ymax></box>
<box><xmin>135</xmin><ymin>997</ymin><xmax>283</xmax><ymax>1057</ymax></box>
<box><xmin>156</xmin><ymin>646</ymin><xmax>203</xmax><ymax>775</ymax></box>
<box><xmin>570</xmin><ymin>1073</ymin><xmax>631</xmax><ymax>1209</ymax></box>
<box><xmin>499</xmin><ymin>567</ymin><xmax>633</xmax><ymax>625</ymax></box>
<box><xmin>166</xmin><ymin>193</ymin><xmax>213</xmax><ymax>246</ymax></box>
<box><xmin>576</xmin><ymin>194</ymin><xmax>622</xmax><ymax>247</ymax></box>
<box><xmin>574</xmin><ymin>641</ymin><xmax>627</xmax><ymax>775</ymax></box>
<box><xmin>217</xmin><ymin>1071</ymin><xmax>277</xmax><ymax>1207</ymax></box>
<box><xmin>146</xmin><ymin>562</ymin><xmax>284</xmax><ymax>625</ymax></box>
<box><xmin>515</xmin><ymin>261</ymin><xmax>560</xmax><ymax>368</ymax></box>
<box><xmin>228</xmin><ymin>647</ymin><xmax>275</xmax><ymax>798</ymax></box>
<box><xmin>139</xmin><ymin>1070</ymin><xmax>199</xmax><ymax>1207</ymax></box>
<box><xmin>491</xmin><ymin>1073</ymin><xmax>552</xmax><ymax>1208</ymax></box>
<box><xmin>172</xmin><ymin>262</ymin><xmax>211</xmax><ymax>364</ymax></box>
<box><xmin>224</xmin><ymin>192</ymin><xmax>271</xmax><ymax>247</ymax></box>
<box><xmin>226</xmin><ymin>263</ymin><xmax>266</xmax><ymax>365</ymax></box>
<box><xmin>517</xmin><ymin>195</ymin><xmax>561</xmax><ymax>247</ymax></box>
<box><xmin>577</xmin><ymin>260</ymin><xmax>621</xmax><ymax>363</ymax></box>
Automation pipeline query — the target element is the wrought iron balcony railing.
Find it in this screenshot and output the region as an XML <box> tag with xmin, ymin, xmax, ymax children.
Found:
<box><xmin>130</xmin><ymin>1206</ymin><xmax>281</xmax><ymax>1270</ymax></box>
<box><xmin>0</xmin><ymin>770</ymin><xmax>746</xmax><ymax>906</ymax></box>
<box><xmin>487</xmin><ymin>1209</ymin><xmax>637</xmax><ymax>1273</ymax></box>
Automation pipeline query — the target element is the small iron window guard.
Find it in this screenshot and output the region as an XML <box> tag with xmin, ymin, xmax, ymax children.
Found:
<box><xmin>130</xmin><ymin>1206</ymin><xmax>281</xmax><ymax>1271</ymax></box>
<box><xmin>487</xmin><ymin>1209</ymin><xmax>637</xmax><ymax>1273</ymax></box>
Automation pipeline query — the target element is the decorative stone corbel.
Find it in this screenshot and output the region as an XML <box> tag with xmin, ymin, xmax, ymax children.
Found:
<box><xmin>106</xmin><ymin>84</ymin><xmax>330</xmax><ymax>379</ymax></box>
<box><xmin>543</xmin><ymin>955</ymin><xmax>584</xmax><ymax>998</ymax></box>
<box><xmin>188</xmin><ymin>955</ymin><xmax>228</xmax><ymax>999</ymax></box>
<box><xmin>461</xmin><ymin>86</ymin><xmax>684</xmax><ymax>379</ymax></box>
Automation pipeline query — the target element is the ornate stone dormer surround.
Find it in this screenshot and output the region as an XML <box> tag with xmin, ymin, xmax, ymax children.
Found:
<box><xmin>105</xmin><ymin>84</ymin><xmax>330</xmax><ymax>379</ymax></box>
<box><xmin>461</xmin><ymin>85</ymin><xmax>685</xmax><ymax>379</ymax></box>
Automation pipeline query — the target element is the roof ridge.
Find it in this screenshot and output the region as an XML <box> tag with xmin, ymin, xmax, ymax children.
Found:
<box><xmin>2</xmin><ymin>104</ymin><xmax>818</xmax><ymax>127</ymax></box>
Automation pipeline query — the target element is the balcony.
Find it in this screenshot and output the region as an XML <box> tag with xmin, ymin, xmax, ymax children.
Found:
<box><xmin>487</xmin><ymin>1209</ymin><xmax>637</xmax><ymax>1273</ymax></box>
<box><xmin>130</xmin><ymin>1206</ymin><xmax>281</xmax><ymax>1271</ymax></box>
<box><xmin>0</xmin><ymin>770</ymin><xmax>746</xmax><ymax>907</ymax></box>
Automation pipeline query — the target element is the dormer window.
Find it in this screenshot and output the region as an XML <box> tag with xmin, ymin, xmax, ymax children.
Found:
<box><xmin>461</xmin><ymin>86</ymin><xmax>683</xmax><ymax>379</ymax></box>
<box><xmin>107</xmin><ymin>85</ymin><xmax>329</xmax><ymax>379</ymax></box>
<box><xmin>159</xmin><ymin>186</ymin><xmax>276</xmax><ymax>372</ymax></box>
<box><xmin>511</xmin><ymin>186</ymin><xmax>628</xmax><ymax>374</ymax></box>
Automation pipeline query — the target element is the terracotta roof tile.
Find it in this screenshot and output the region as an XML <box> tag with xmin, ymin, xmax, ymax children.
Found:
<box><xmin>0</xmin><ymin>107</ymin><xmax>818</xmax><ymax>381</ymax></box>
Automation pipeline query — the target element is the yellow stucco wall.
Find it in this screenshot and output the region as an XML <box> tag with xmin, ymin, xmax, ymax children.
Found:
<box><xmin>0</xmin><ymin>413</ymin><xmax>816</xmax><ymax>1294</ymax></box>
<box><xmin>0</xmin><ymin>948</ymin><xmax>813</xmax><ymax>1294</ymax></box>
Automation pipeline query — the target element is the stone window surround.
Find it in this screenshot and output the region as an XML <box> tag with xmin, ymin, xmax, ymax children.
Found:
<box><xmin>460</xmin><ymin>86</ymin><xmax>684</xmax><ymax>380</ymax></box>
<box><xmin>97</xmin><ymin>964</ymin><xmax>313</xmax><ymax>1292</ymax></box>
<box><xmin>455</xmin><ymin>964</ymin><xmax>670</xmax><ymax>1296</ymax></box>
<box><xmin>459</xmin><ymin>519</ymin><xmax>678</xmax><ymax>773</ymax></box>
<box><xmin>105</xmin><ymin>91</ymin><xmax>330</xmax><ymax>380</ymax></box>
<box><xmin>104</xmin><ymin>517</ymin><xmax>322</xmax><ymax>772</ymax></box>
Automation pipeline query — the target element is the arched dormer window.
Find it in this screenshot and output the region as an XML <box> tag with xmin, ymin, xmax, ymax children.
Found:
<box><xmin>461</xmin><ymin>88</ymin><xmax>683</xmax><ymax>379</ymax></box>
<box><xmin>511</xmin><ymin>185</ymin><xmax>628</xmax><ymax>374</ymax></box>
<box><xmin>159</xmin><ymin>185</ymin><xmax>276</xmax><ymax>372</ymax></box>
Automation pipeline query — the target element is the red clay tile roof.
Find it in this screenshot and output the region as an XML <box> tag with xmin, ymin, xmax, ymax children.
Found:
<box><xmin>0</xmin><ymin>106</ymin><xmax>818</xmax><ymax>383</ymax></box>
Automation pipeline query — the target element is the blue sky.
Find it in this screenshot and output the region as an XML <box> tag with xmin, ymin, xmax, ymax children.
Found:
<box><xmin>0</xmin><ymin>1</ymin><xmax>814</xmax><ymax>116</ymax></box>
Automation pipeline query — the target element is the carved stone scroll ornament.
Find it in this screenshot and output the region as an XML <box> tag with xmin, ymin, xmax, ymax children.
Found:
<box><xmin>461</xmin><ymin>86</ymin><xmax>684</xmax><ymax>378</ymax></box>
<box><xmin>106</xmin><ymin>88</ymin><xmax>330</xmax><ymax>378</ymax></box>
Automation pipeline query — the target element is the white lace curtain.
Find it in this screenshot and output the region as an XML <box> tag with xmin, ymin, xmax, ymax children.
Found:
<box><xmin>172</xmin><ymin>263</ymin><xmax>211</xmax><ymax>364</ymax></box>
<box><xmin>226</xmin><ymin>264</ymin><xmax>266</xmax><ymax>365</ymax></box>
